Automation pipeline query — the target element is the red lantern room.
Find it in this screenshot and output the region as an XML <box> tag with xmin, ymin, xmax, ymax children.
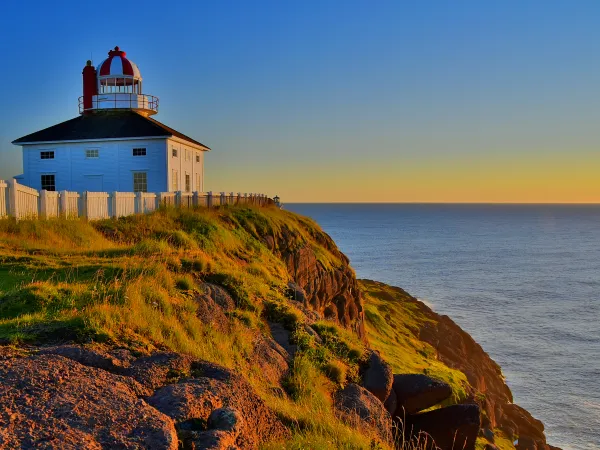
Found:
<box><xmin>80</xmin><ymin>46</ymin><xmax>158</xmax><ymax>116</ymax></box>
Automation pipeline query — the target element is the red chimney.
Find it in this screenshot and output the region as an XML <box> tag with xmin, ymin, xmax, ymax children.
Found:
<box><xmin>82</xmin><ymin>60</ymin><xmax>98</xmax><ymax>112</ymax></box>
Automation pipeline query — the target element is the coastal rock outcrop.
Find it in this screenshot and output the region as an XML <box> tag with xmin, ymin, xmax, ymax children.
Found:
<box><xmin>361</xmin><ymin>350</ymin><xmax>394</xmax><ymax>403</ymax></box>
<box><xmin>391</xmin><ymin>373</ymin><xmax>452</xmax><ymax>416</ymax></box>
<box><xmin>0</xmin><ymin>348</ymin><xmax>290</xmax><ymax>449</ymax></box>
<box><xmin>0</xmin><ymin>354</ymin><xmax>178</xmax><ymax>449</ymax></box>
<box><xmin>403</xmin><ymin>404</ymin><xmax>481</xmax><ymax>450</ymax></box>
<box><xmin>333</xmin><ymin>383</ymin><xmax>393</xmax><ymax>444</ymax></box>
<box><xmin>265</xmin><ymin>224</ymin><xmax>366</xmax><ymax>338</ymax></box>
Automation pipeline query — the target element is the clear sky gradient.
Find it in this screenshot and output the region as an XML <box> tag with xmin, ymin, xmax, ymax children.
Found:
<box><xmin>1</xmin><ymin>1</ymin><xmax>599</xmax><ymax>202</ymax></box>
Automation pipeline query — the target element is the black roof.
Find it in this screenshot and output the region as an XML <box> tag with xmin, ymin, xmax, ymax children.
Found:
<box><xmin>12</xmin><ymin>111</ymin><xmax>210</xmax><ymax>149</ymax></box>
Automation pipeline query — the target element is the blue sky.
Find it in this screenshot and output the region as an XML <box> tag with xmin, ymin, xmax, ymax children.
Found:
<box><xmin>1</xmin><ymin>1</ymin><xmax>599</xmax><ymax>201</ymax></box>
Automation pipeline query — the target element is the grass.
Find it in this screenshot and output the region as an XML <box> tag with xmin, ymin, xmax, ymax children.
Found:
<box><xmin>0</xmin><ymin>207</ymin><xmax>507</xmax><ymax>449</ymax></box>
<box><xmin>0</xmin><ymin>206</ymin><xmax>382</xmax><ymax>448</ymax></box>
<box><xmin>360</xmin><ymin>279</ymin><xmax>471</xmax><ymax>405</ymax></box>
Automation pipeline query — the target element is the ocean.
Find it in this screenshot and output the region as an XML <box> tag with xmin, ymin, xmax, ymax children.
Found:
<box><xmin>286</xmin><ymin>204</ymin><xmax>600</xmax><ymax>450</ymax></box>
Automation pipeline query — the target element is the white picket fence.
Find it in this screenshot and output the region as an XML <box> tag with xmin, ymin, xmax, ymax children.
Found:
<box><xmin>0</xmin><ymin>179</ymin><xmax>271</xmax><ymax>221</ymax></box>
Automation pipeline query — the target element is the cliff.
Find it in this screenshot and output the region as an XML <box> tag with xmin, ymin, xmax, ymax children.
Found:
<box><xmin>0</xmin><ymin>206</ymin><xmax>559</xmax><ymax>449</ymax></box>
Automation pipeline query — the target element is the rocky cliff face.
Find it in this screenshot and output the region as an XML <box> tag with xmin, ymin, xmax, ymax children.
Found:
<box><xmin>262</xmin><ymin>223</ymin><xmax>366</xmax><ymax>339</ymax></box>
<box><xmin>361</xmin><ymin>279</ymin><xmax>560</xmax><ymax>450</ymax></box>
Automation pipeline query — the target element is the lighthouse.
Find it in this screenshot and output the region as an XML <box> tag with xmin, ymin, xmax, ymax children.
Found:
<box><xmin>81</xmin><ymin>46</ymin><xmax>158</xmax><ymax>116</ymax></box>
<box><xmin>12</xmin><ymin>47</ymin><xmax>209</xmax><ymax>194</ymax></box>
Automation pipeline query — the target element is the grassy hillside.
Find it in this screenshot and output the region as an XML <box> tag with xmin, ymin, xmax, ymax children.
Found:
<box><xmin>361</xmin><ymin>280</ymin><xmax>516</xmax><ymax>450</ymax></box>
<box><xmin>0</xmin><ymin>206</ymin><xmax>516</xmax><ymax>449</ymax></box>
<box><xmin>0</xmin><ymin>206</ymin><xmax>380</xmax><ymax>449</ymax></box>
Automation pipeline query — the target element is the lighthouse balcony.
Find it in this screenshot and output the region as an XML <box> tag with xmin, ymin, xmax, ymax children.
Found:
<box><xmin>79</xmin><ymin>93</ymin><xmax>159</xmax><ymax>115</ymax></box>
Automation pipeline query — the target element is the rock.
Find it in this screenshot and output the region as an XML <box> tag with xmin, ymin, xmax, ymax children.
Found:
<box><xmin>361</xmin><ymin>350</ymin><xmax>393</xmax><ymax>403</ymax></box>
<box><xmin>482</xmin><ymin>427</ymin><xmax>495</xmax><ymax>442</ymax></box>
<box><xmin>516</xmin><ymin>436</ymin><xmax>538</xmax><ymax>450</ymax></box>
<box><xmin>287</xmin><ymin>281</ymin><xmax>307</xmax><ymax>303</ymax></box>
<box><xmin>194</xmin><ymin>290</ymin><xmax>230</xmax><ymax>332</ymax></box>
<box><xmin>148</xmin><ymin>369</ymin><xmax>289</xmax><ymax>448</ymax></box>
<box><xmin>126</xmin><ymin>351</ymin><xmax>193</xmax><ymax>390</ymax></box>
<box><xmin>208</xmin><ymin>408</ymin><xmax>244</xmax><ymax>435</ymax></box>
<box><xmin>501</xmin><ymin>404</ymin><xmax>546</xmax><ymax>444</ymax></box>
<box><xmin>392</xmin><ymin>373</ymin><xmax>452</xmax><ymax>415</ymax></box>
<box><xmin>333</xmin><ymin>383</ymin><xmax>392</xmax><ymax>444</ymax></box>
<box><xmin>303</xmin><ymin>324</ymin><xmax>323</xmax><ymax>344</ymax></box>
<box><xmin>38</xmin><ymin>344</ymin><xmax>130</xmax><ymax>374</ymax></box>
<box><xmin>268</xmin><ymin>322</ymin><xmax>297</xmax><ymax>358</ymax></box>
<box><xmin>200</xmin><ymin>283</ymin><xmax>236</xmax><ymax>311</ymax></box>
<box><xmin>403</xmin><ymin>404</ymin><xmax>481</xmax><ymax>450</ymax></box>
<box><xmin>148</xmin><ymin>379</ymin><xmax>224</xmax><ymax>422</ymax></box>
<box><xmin>384</xmin><ymin>389</ymin><xmax>398</xmax><ymax>415</ymax></box>
<box><xmin>0</xmin><ymin>354</ymin><xmax>178</xmax><ymax>449</ymax></box>
<box><xmin>272</xmin><ymin>228</ymin><xmax>366</xmax><ymax>337</ymax></box>
<box><xmin>252</xmin><ymin>333</ymin><xmax>290</xmax><ymax>384</ymax></box>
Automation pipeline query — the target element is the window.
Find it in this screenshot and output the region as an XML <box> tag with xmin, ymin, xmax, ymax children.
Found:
<box><xmin>196</xmin><ymin>153</ymin><xmax>200</xmax><ymax>163</ymax></box>
<box><xmin>133</xmin><ymin>147</ymin><xmax>146</xmax><ymax>156</ymax></box>
<box><xmin>40</xmin><ymin>151</ymin><xmax>54</xmax><ymax>159</ymax></box>
<box><xmin>172</xmin><ymin>170</ymin><xmax>178</xmax><ymax>191</ymax></box>
<box><xmin>133</xmin><ymin>172</ymin><xmax>147</xmax><ymax>192</ymax></box>
<box><xmin>172</xmin><ymin>148</ymin><xmax>178</xmax><ymax>157</ymax></box>
<box><xmin>196</xmin><ymin>174</ymin><xmax>201</xmax><ymax>192</ymax></box>
<box><xmin>85</xmin><ymin>149</ymin><xmax>99</xmax><ymax>158</ymax></box>
<box><xmin>185</xmin><ymin>174</ymin><xmax>191</xmax><ymax>192</ymax></box>
<box><xmin>41</xmin><ymin>174</ymin><xmax>55</xmax><ymax>191</ymax></box>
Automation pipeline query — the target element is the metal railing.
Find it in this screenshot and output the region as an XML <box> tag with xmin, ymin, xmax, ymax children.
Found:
<box><xmin>78</xmin><ymin>94</ymin><xmax>159</xmax><ymax>114</ymax></box>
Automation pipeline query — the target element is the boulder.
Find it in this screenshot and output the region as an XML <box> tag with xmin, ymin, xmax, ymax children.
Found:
<box><xmin>252</xmin><ymin>333</ymin><xmax>290</xmax><ymax>384</ymax></box>
<box><xmin>37</xmin><ymin>344</ymin><xmax>132</xmax><ymax>373</ymax></box>
<box><xmin>148</xmin><ymin>370</ymin><xmax>289</xmax><ymax>448</ymax></box>
<box><xmin>193</xmin><ymin>291</ymin><xmax>231</xmax><ymax>332</ymax></box>
<box><xmin>200</xmin><ymin>283</ymin><xmax>236</xmax><ymax>311</ymax></box>
<box><xmin>383</xmin><ymin>389</ymin><xmax>398</xmax><ymax>415</ymax></box>
<box><xmin>361</xmin><ymin>350</ymin><xmax>393</xmax><ymax>403</ymax></box>
<box><xmin>0</xmin><ymin>354</ymin><xmax>178</xmax><ymax>449</ymax></box>
<box><xmin>402</xmin><ymin>404</ymin><xmax>481</xmax><ymax>450</ymax></box>
<box><xmin>333</xmin><ymin>383</ymin><xmax>392</xmax><ymax>444</ymax></box>
<box><xmin>392</xmin><ymin>373</ymin><xmax>452</xmax><ymax>415</ymax></box>
<box><xmin>125</xmin><ymin>351</ymin><xmax>193</xmax><ymax>390</ymax></box>
<box><xmin>268</xmin><ymin>322</ymin><xmax>297</xmax><ymax>358</ymax></box>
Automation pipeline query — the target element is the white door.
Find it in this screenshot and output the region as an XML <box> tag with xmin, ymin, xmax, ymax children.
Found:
<box><xmin>84</xmin><ymin>175</ymin><xmax>104</xmax><ymax>192</ymax></box>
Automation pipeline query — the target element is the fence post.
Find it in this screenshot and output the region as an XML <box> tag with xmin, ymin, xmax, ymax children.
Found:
<box><xmin>220</xmin><ymin>192</ymin><xmax>225</xmax><ymax>206</ymax></box>
<box><xmin>175</xmin><ymin>191</ymin><xmax>182</xmax><ymax>208</ymax></box>
<box><xmin>59</xmin><ymin>190</ymin><xmax>68</xmax><ymax>217</ymax></box>
<box><xmin>80</xmin><ymin>191</ymin><xmax>88</xmax><ymax>219</ymax></box>
<box><xmin>111</xmin><ymin>192</ymin><xmax>118</xmax><ymax>218</ymax></box>
<box><xmin>8</xmin><ymin>179</ymin><xmax>18</xmax><ymax>219</ymax></box>
<box><xmin>39</xmin><ymin>189</ymin><xmax>48</xmax><ymax>219</ymax></box>
<box><xmin>136</xmin><ymin>192</ymin><xmax>143</xmax><ymax>214</ymax></box>
<box><xmin>192</xmin><ymin>191</ymin><xmax>199</xmax><ymax>207</ymax></box>
<box><xmin>237</xmin><ymin>192</ymin><xmax>241</xmax><ymax>204</ymax></box>
<box><xmin>207</xmin><ymin>191</ymin><xmax>213</xmax><ymax>208</ymax></box>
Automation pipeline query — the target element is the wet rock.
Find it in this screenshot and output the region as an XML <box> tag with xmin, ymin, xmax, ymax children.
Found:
<box><xmin>333</xmin><ymin>383</ymin><xmax>392</xmax><ymax>444</ymax></box>
<box><xmin>403</xmin><ymin>404</ymin><xmax>480</xmax><ymax>450</ymax></box>
<box><xmin>0</xmin><ymin>354</ymin><xmax>178</xmax><ymax>449</ymax></box>
<box><xmin>361</xmin><ymin>350</ymin><xmax>393</xmax><ymax>403</ymax></box>
<box><xmin>392</xmin><ymin>373</ymin><xmax>452</xmax><ymax>415</ymax></box>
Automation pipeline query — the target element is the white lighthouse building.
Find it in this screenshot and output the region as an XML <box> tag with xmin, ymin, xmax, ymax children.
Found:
<box><xmin>12</xmin><ymin>46</ymin><xmax>210</xmax><ymax>193</ymax></box>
